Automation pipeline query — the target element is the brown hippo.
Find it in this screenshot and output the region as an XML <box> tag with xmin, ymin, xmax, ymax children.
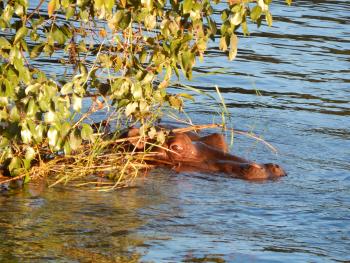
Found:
<box><xmin>127</xmin><ymin>128</ymin><xmax>287</xmax><ymax>180</ymax></box>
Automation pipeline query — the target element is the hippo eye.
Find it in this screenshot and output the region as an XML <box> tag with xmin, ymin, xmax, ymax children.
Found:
<box><xmin>170</xmin><ymin>144</ymin><xmax>182</xmax><ymax>152</ymax></box>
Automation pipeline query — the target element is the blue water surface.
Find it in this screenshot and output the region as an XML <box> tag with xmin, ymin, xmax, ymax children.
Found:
<box><xmin>1</xmin><ymin>0</ymin><xmax>349</xmax><ymax>262</ymax></box>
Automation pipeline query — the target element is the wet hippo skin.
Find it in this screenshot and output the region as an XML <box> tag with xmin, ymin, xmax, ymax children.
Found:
<box><xmin>165</xmin><ymin>132</ymin><xmax>286</xmax><ymax>180</ymax></box>
<box><xmin>128</xmin><ymin>129</ymin><xmax>287</xmax><ymax>180</ymax></box>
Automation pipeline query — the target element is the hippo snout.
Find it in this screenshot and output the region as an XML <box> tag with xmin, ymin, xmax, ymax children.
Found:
<box><xmin>264</xmin><ymin>163</ymin><xmax>287</xmax><ymax>177</ymax></box>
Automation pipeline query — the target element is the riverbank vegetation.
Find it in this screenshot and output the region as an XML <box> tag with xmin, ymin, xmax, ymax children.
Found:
<box><xmin>0</xmin><ymin>0</ymin><xmax>292</xmax><ymax>189</ymax></box>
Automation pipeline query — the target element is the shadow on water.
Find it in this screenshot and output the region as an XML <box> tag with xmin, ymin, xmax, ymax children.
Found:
<box><xmin>1</xmin><ymin>0</ymin><xmax>350</xmax><ymax>262</ymax></box>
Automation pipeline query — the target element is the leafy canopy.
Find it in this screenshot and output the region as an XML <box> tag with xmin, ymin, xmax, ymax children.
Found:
<box><xmin>0</xmin><ymin>0</ymin><xmax>292</xmax><ymax>177</ymax></box>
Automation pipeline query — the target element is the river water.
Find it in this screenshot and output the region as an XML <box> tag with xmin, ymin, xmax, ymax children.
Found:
<box><xmin>1</xmin><ymin>1</ymin><xmax>350</xmax><ymax>262</ymax></box>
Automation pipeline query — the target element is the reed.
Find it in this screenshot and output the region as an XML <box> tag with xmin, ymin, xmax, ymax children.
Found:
<box><xmin>0</xmin><ymin>120</ymin><xmax>277</xmax><ymax>191</ymax></box>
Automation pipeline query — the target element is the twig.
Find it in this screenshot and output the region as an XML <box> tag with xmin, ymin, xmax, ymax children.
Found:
<box><xmin>172</xmin><ymin>124</ymin><xmax>278</xmax><ymax>153</ymax></box>
<box><xmin>27</xmin><ymin>0</ymin><xmax>45</xmax><ymax>21</ymax></box>
<box><xmin>0</xmin><ymin>174</ymin><xmax>26</xmax><ymax>185</ymax></box>
<box><xmin>113</xmin><ymin>123</ymin><xmax>277</xmax><ymax>153</ymax></box>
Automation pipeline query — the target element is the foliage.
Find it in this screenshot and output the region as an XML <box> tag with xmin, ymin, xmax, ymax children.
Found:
<box><xmin>0</xmin><ymin>0</ymin><xmax>292</xmax><ymax>180</ymax></box>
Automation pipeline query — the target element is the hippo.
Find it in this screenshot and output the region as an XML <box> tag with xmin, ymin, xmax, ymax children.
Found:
<box><xmin>126</xmin><ymin>128</ymin><xmax>287</xmax><ymax>180</ymax></box>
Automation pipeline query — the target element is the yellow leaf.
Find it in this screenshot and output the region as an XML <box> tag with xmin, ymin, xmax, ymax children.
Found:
<box><xmin>99</xmin><ymin>29</ymin><xmax>107</xmax><ymax>38</ymax></box>
<box><xmin>120</xmin><ymin>0</ymin><xmax>126</xmax><ymax>8</ymax></box>
<box><xmin>48</xmin><ymin>0</ymin><xmax>56</xmax><ymax>17</ymax></box>
<box><xmin>229</xmin><ymin>34</ymin><xmax>238</xmax><ymax>61</ymax></box>
<box><xmin>219</xmin><ymin>36</ymin><xmax>227</xmax><ymax>51</ymax></box>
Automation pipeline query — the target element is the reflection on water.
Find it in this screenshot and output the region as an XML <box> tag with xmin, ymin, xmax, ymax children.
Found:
<box><xmin>1</xmin><ymin>0</ymin><xmax>350</xmax><ymax>262</ymax></box>
<box><xmin>0</xmin><ymin>181</ymin><xmax>149</xmax><ymax>262</ymax></box>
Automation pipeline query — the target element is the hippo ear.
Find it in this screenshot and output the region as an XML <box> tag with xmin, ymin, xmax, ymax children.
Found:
<box><xmin>169</xmin><ymin>142</ymin><xmax>184</xmax><ymax>153</ymax></box>
<box><xmin>168</xmin><ymin>133</ymin><xmax>189</xmax><ymax>154</ymax></box>
<box><xmin>127</xmin><ymin>128</ymin><xmax>146</xmax><ymax>149</ymax></box>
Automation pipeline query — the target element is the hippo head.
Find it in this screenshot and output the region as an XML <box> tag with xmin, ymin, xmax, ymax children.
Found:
<box><xmin>165</xmin><ymin>133</ymin><xmax>287</xmax><ymax>180</ymax></box>
<box><xmin>125</xmin><ymin>129</ymin><xmax>201</xmax><ymax>162</ymax></box>
<box><xmin>264</xmin><ymin>163</ymin><xmax>287</xmax><ymax>178</ymax></box>
<box><xmin>235</xmin><ymin>162</ymin><xmax>287</xmax><ymax>180</ymax></box>
<box><xmin>125</xmin><ymin>127</ymin><xmax>286</xmax><ymax>180</ymax></box>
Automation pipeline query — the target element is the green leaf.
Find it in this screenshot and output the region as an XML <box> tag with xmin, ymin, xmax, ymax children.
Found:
<box><xmin>44</xmin><ymin>111</ymin><xmax>57</xmax><ymax>123</ymax></box>
<box><xmin>78</xmin><ymin>41</ymin><xmax>88</xmax><ymax>52</ymax></box>
<box><xmin>72</xmin><ymin>94</ymin><xmax>82</xmax><ymax>112</ymax></box>
<box><xmin>0</xmin><ymin>97</ymin><xmax>9</xmax><ymax>107</ymax></box>
<box><xmin>26</xmin><ymin>99</ymin><xmax>38</xmax><ymax>117</ymax></box>
<box><xmin>81</xmin><ymin>123</ymin><xmax>93</xmax><ymax>141</ymax></box>
<box><xmin>64</xmin><ymin>140</ymin><xmax>71</xmax><ymax>155</ymax></box>
<box><xmin>250</xmin><ymin>5</ymin><xmax>262</xmax><ymax>21</ymax></box>
<box><xmin>117</xmin><ymin>99</ymin><xmax>129</xmax><ymax>108</ymax></box>
<box><xmin>52</xmin><ymin>26</ymin><xmax>66</xmax><ymax>45</ymax></box>
<box><xmin>257</xmin><ymin>0</ymin><xmax>269</xmax><ymax>11</ymax></box>
<box><xmin>148</xmin><ymin>127</ymin><xmax>157</xmax><ymax>139</ymax></box>
<box><xmin>0</xmin><ymin>109</ymin><xmax>8</xmax><ymax>120</ymax></box>
<box><xmin>25</xmin><ymin>146</ymin><xmax>36</xmax><ymax>161</ymax></box>
<box><xmin>183</xmin><ymin>0</ymin><xmax>192</xmax><ymax>14</ymax></box>
<box><xmin>207</xmin><ymin>17</ymin><xmax>217</xmax><ymax>37</ymax></box>
<box><xmin>8</xmin><ymin>157</ymin><xmax>22</xmax><ymax>174</ymax></box>
<box><xmin>14</xmin><ymin>27</ymin><xmax>28</xmax><ymax>44</ymax></box>
<box><xmin>108</xmin><ymin>12</ymin><xmax>122</xmax><ymax>30</ymax></box>
<box><xmin>79</xmin><ymin>10</ymin><xmax>90</xmax><ymax>22</ymax></box>
<box><xmin>105</xmin><ymin>0</ymin><xmax>114</xmax><ymax>10</ymax></box>
<box><xmin>241</xmin><ymin>20</ymin><xmax>249</xmax><ymax>36</ymax></box>
<box><xmin>43</xmin><ymin>43</ymin><xmax>54</xmax><ymax>56</ymax></box>
<box><xmin>230</xmin><ymin>12</ymin><xmax>242</xmax><ymax>26</ymax></box>
<box><xmin>0</xmin><ymin>136</ymin><xmax>9</xmax><ymax>148</ymax></box>
<box><xmin>66</xmin><ymin>6</ymin><xmax>75</xmax><ymax>19</ymax></box>
<box><xmin>145</xmin><ymin>14</ymin><xmax>156</xmax><ymax>30</ymax></box>
<box><xmin>60</xmin><ymin>122</ymin><xmax>71</xmax><ymax>138</ymax></box>
<box><xmin>39</xmin><ymin>98</ymin><xmax>50</xmax><ymax>112</ymax></box>
<box><xmin>120</xmin><ymin>12</ymin><xmax>131</xmax><ymax>29</ymax></box>
<box><xmin>94</xmin><ymin>0</ymin><xmax>104</xmax><ymax>9</ymax></box>
<box><xmin>139</xmin><ymin>100</ymin><xmax>149</xmax><ymax>113</ymax></box>
<box><xmin>125</xmin><ymin>102</ymin><xmax>138</xmax><ymax>116</ymax></box>
<box><xmin>196</xmin><ymin>38</ymin><xmax>207</xmax><ymax>53</ymax></box>
<box><xmin>3</xmin><ymin>5</ymin><xmax>14</xmax><ymax>24</ymax></box>
<box><xmin>61</xmin><ymin>82</ymin><xmax>73</xmax><ymax>95</ymax></box>
<box><xmin>168</xmin><ymin>95</ymin><xmax>183</xmax><ymax>110</ymax></box>
<box><xmin>14</xmin><ymin>3</ymin><xmax>25</xmax><ymax>16</ymax></box>
<box><xmin>15</xmin><ymin>59</ymin><xmax>31</xmax><ymax>84</ymax></box>
<box><xmin>30</xmin><ymin>43</ymin><xmax>45</xmax><ymax>58</ymax></box>
<box><xmin>60</xmin><ymin>24</ymin><xmax>73</xmax><ymax>39</ymax></box>
<box><xmin>180</xmin><ymin>50</ymin><xmax>195</xmax><ymax>80</ymax></box>
<box><xmin>131</xmin><ymin>83</ymin><xmax>143</xmax><ymax>99</ymax></box>
<box><xmin>61</xmin><ymin>0</ymin><xmax>70</xmax><ymax>8</ymax></box>
<box><xmin>99</xmin><ymin>54</ymin><xmax>113</xmax><ymax>68</ymax></box>
<box><xmin>10</xmin><ymin>106</ymin><xmax>20</xmax><ymax>121</ymax></box>
<box><xmin>156</xmin><ymin>130</ymin><xmax>166</xmax><ymax>145</ymax></box>
<box><xmin>221</xmin><ymin>10</ymin><xmax>228</xmax><ymax>21</ymax></box>
<box><xmin>0</xmin><ymin>37</ymin><xmax>11</xmax><ymax>49</ymax></box>
<box><xmin>69</xmin><ymin>130</ymin><xmax>82</xmax><ymax>150</ymax></box>
<box><xmin>24</xmin><ymin>173</ymin><xmax>31</xmax><ymax>183</ymax></box>
<box><xmin>48</xmin><ymin>126</ymin><xmax>59</xmax><ymax>147</ymax></box>
<box><xmin>21</xmin><ymin>125</ymin><xmax>32</xmax><ymax>144</ymax></box>
<box><xmin>265</xmin><ymin>11</ymin><xmax>273</xmax><ymax>26</ymax></box>
<box><xmin>33</xmin><ymin>124</ymin><xmax>44</xmax><ymax>143</ymax></box>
